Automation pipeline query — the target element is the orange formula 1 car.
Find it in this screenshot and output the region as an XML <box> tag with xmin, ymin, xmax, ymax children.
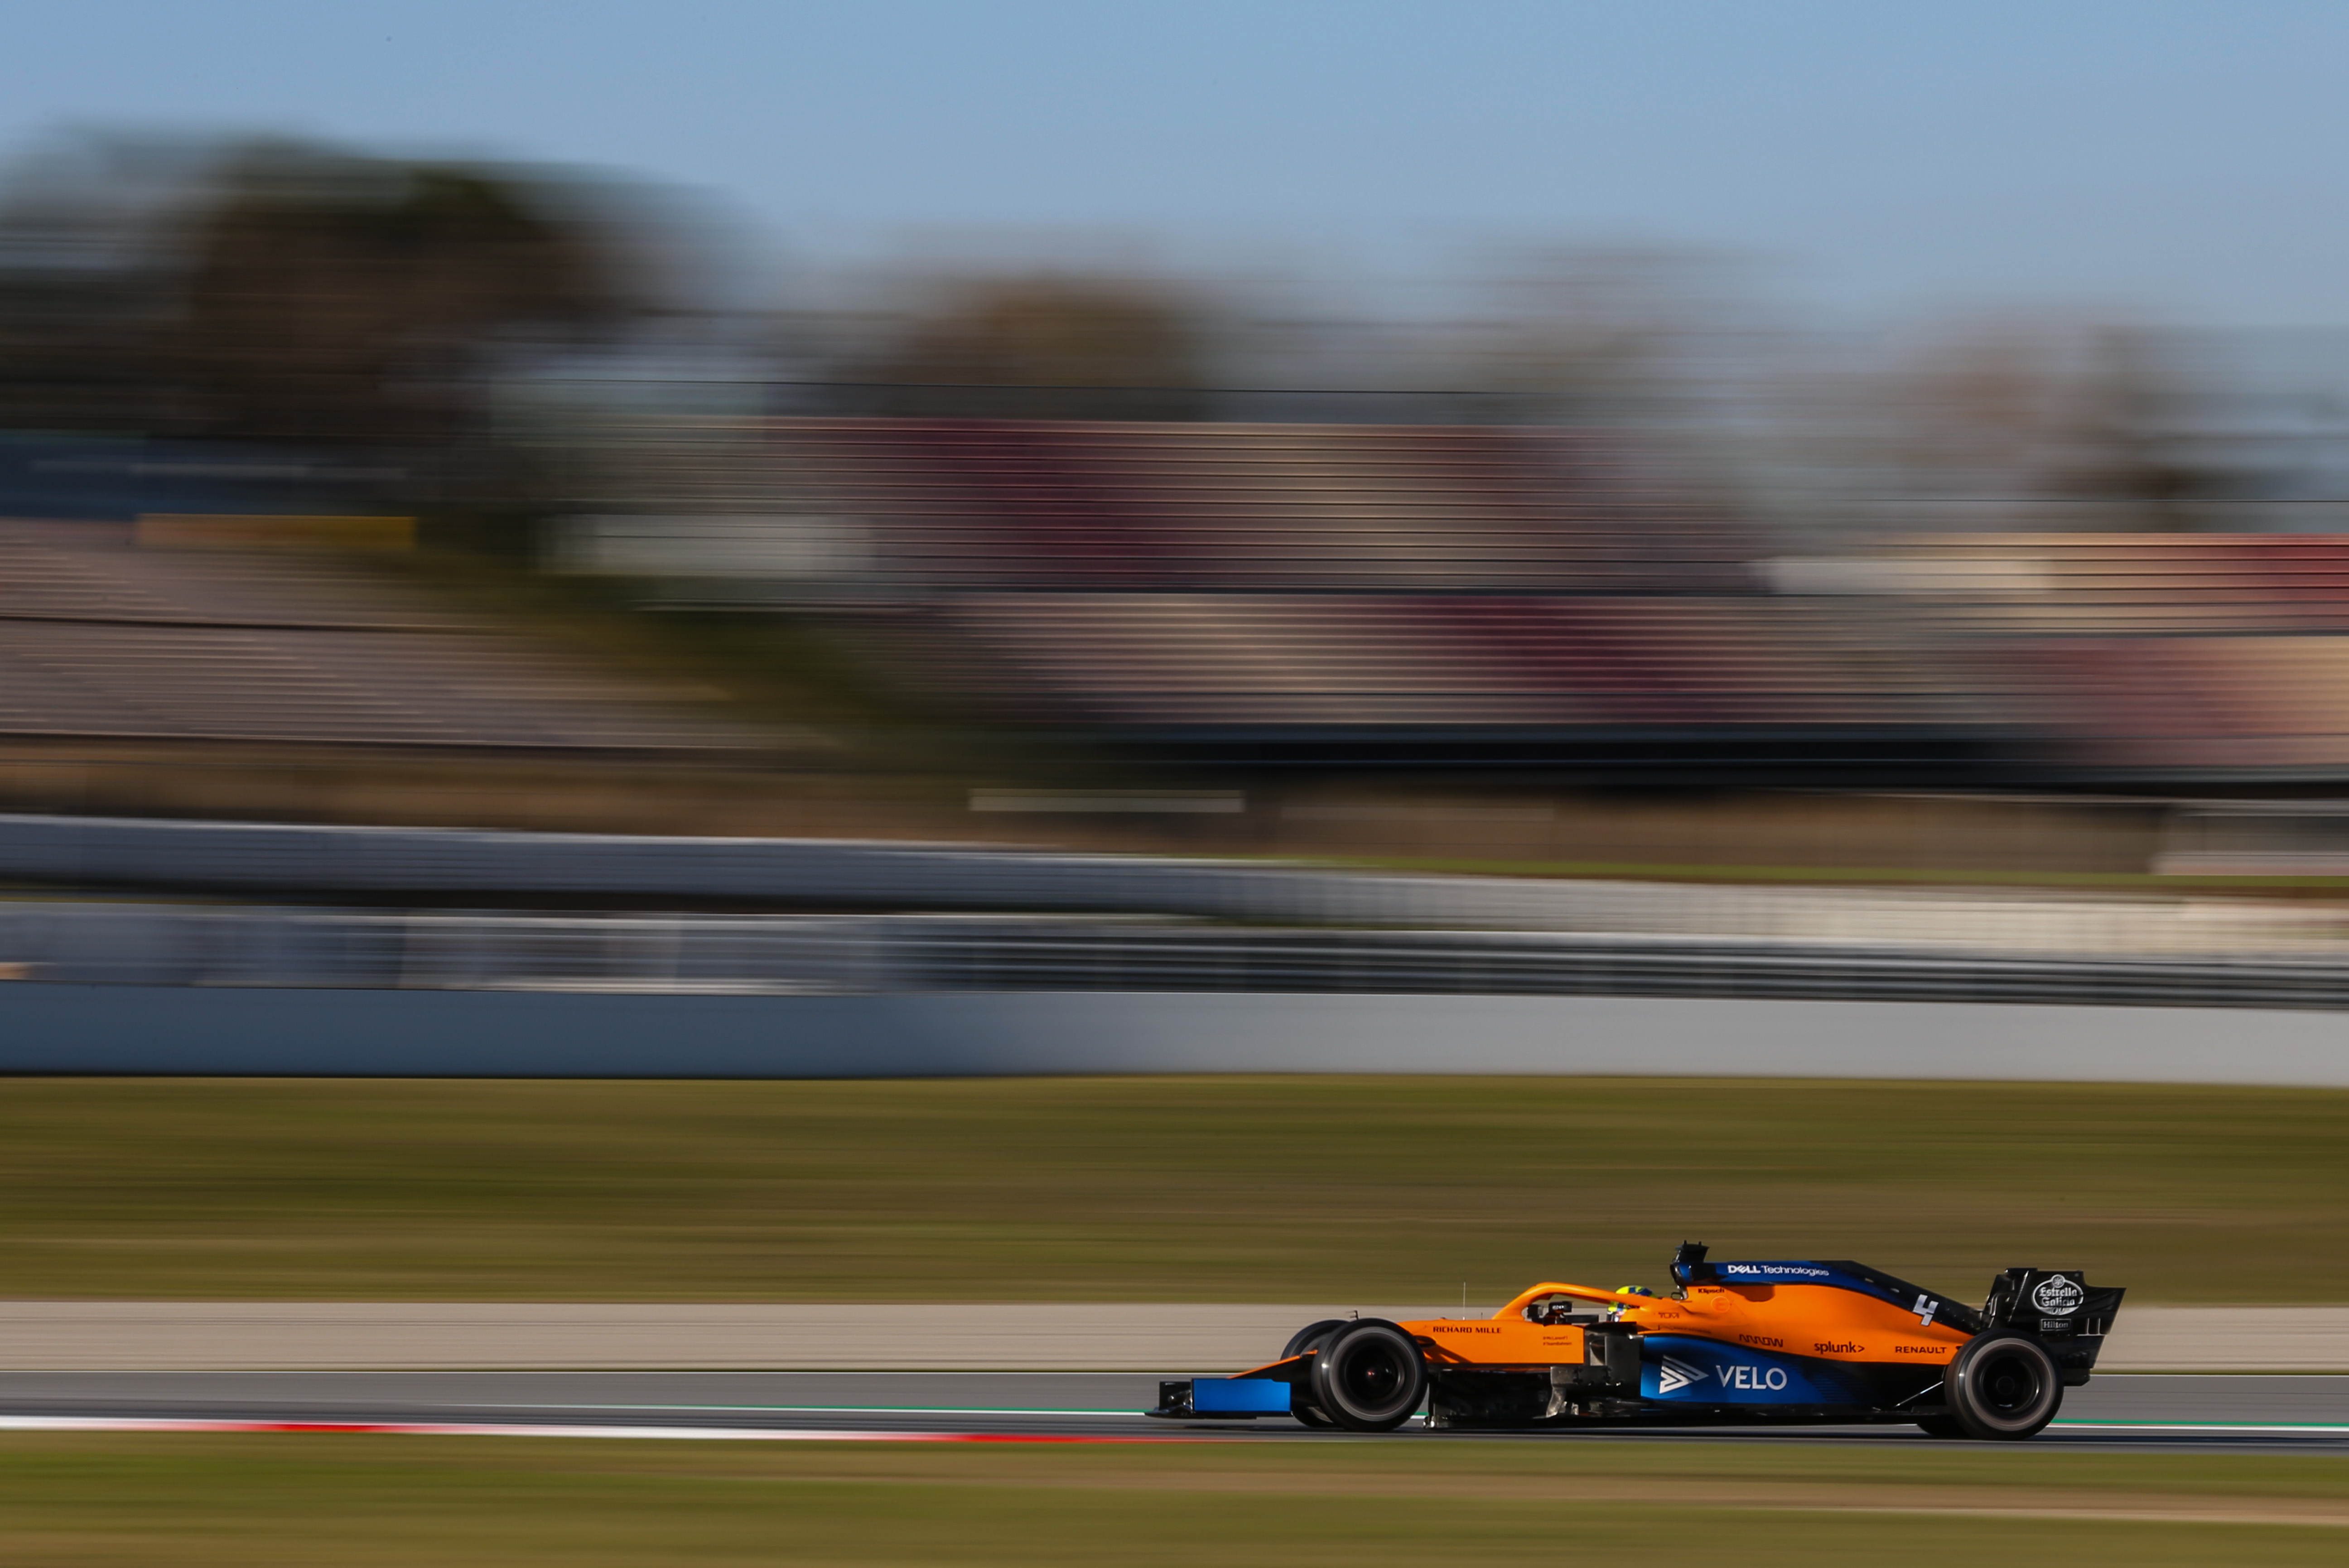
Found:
<box><xmin>1150</xmin><ymin>1243</ymin><xmax>2122</xmax><ymax>1440</ymax></box>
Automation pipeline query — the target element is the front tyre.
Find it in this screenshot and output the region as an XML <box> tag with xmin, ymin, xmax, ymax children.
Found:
<box><xmin>1944</xmin><ymin>1334</ymin><xmax>2061</xmax><ymax>1440</ymax></box>
<box><xmin>1283</xmin><ymin>1319</ymin><xmax>1346</xmax><ymax>1428</ymax></box>
<box><xmin>1308</xmin><ymin>1321</ymin><xmax>1427</xmax><ymax>1433</ymax></box>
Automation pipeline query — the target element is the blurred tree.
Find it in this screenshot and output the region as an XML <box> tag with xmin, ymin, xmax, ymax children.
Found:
<box><xmin>0</xmin><ymin>265</ymin><xmax>159</xmax><ymax>434</ymax></box>
<box><xmin>1871</xmin><ymin>319</ymin><xmax>2237</xmax><ymax>528</ymax></box>
<box><xmin>174</xmin><ymin>145</ymin><xmax>644</xmax><ymax>447</ymax></box>
<box><xmin>1870</xmin><ymin>324</ymin><xmax>2070</xmax><ymax>497</ymax></box>
<box><xmin>856</xmin><ymin>274</ymin><xmax>1210</xmax><ymax>420</ymax></box>
<box><xmin>1452</xmin><ymin>248</ymin><xmax>1755</xmax><ymax>427</ymax></box>
<box><xmin>0</xmin><ymin>133</ymin><xmax>650</xmax><ymax>448</ymax></box>
<box><xmin>2058</xmin><ymin>327</ymin><xmax>2232</xmax><ymax>514</ymax></box>
<box><xmin>0</xmin><ymin>134</ymin><xmax>193</xmax><ymax>434</ymax></box>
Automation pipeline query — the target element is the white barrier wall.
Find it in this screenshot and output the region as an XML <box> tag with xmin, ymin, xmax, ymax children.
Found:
<box><xmin>6</xmin><ymin>984</ymin><xmax>2349</xmax><ymax>1084</ymax></box>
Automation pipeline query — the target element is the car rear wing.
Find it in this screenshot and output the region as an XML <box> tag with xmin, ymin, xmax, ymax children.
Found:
<box><xmin>1981</xmin><ymin>1268</ymin><xmax>2125</xmax><ymax>1385</ymax></box>
<box><xmin>1982</xmin><ymin>1268</ymin><xmax>2125</xmax><ymax>1337</ymax></box>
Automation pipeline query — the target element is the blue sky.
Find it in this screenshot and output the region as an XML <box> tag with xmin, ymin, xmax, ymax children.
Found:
<box><xmin>8</xmin><ymin>2</ymin><xmax>2349</xmax><ymax>324</ymax></box>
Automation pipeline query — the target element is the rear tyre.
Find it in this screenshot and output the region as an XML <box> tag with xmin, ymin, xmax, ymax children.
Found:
<box><xmin>1283</xmin><ymin>1320</ymin><xmax>1347</xmax><ymax>1360</ymax></box>
<box><xmin>1283</xmin><ymin>1319</ymin><xmax>1345</xmax><ymax>1428</ymax></box>
<box><xmin>1944</xmin><ymin>1335</ymin><xmax>2061</xmax><ymax>1441</ymax></box>
<box><xmin>1308</xmin><ymin>1320</ymin><xmax>1428</xmax><ymax>1433</ymax></box>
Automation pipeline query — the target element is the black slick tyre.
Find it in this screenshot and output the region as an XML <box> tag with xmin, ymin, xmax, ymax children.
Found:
<box><xmin>1943</xmin><ymin>1334</ymin><xmax>2061</xmax><ymax>1440</ymax></box>
<box><xmin>1283</xmin><ymin>1319</ymin><xmax>1345</xmax><ymax>1428</ymax></box>
<box><xmin>1283</xmin><ymin>1320</ymin><xmax>1347</xmax><ymax>1359</ymax></box>
<box><xmin>1308</xmin><ymin>1320</ymin><xmax>1427</xmax><ymax>1433</ymax></box>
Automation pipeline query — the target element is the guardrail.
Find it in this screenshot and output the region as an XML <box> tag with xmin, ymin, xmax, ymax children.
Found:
<box><xmin>6</xmin><ymin>812</ymin><xmax>2348</xmax><ymax>958</ymax></box>
<box><xmin>7</xmin><ymin>903</ymin><xmax>2349</xmax><ymax>1011</ymax></box>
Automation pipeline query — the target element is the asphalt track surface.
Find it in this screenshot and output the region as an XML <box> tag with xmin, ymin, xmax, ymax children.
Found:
<box><xmin>0</xmin><ymin>1372</ymin><xmax>2344</xmax><ymax>1453</ymax></box>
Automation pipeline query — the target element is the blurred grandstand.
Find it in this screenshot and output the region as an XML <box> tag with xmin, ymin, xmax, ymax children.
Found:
<box><xmin>0</xmin><ymin>515</ymin><xmax>749</xmax><ymax>756</ymax></box>
<box><xmin>558</xmin><ymin>414</ymin><xmax>2349</xmax><ymax>788</ymax></box>
<box><xmin>13</xmin><ymin>415</ymin><xmax>2349</xmax><ymax>810</ymax></box>
<box><xmin>562</xmin><ymin>416</ymin><xmax>2003</xmax><ymax>781</ymax></box>
<box><xmin>1780</xmin><ymin>534</ymin><xmax>2349</xmax><ymax>783</ymax></box>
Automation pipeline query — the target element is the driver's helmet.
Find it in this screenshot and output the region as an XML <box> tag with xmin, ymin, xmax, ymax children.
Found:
<box><xmin>1606</xmin><ymin>1284</ymin><xmax>1656</xmax><ymax>1320</ymax></box>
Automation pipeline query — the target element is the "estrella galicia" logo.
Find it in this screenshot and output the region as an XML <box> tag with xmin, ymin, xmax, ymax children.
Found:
<box><xmin>2031</xmin><ymin>1275</ymin><xmax>2086</xmax><ymax>1315</ymax></box>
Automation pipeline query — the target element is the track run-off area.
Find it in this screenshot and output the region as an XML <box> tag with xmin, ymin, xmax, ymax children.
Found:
<box><xmin>0</xmin><ymin>1371</ymin><xmax>2343</xmax><ymax>1454</ymax></box>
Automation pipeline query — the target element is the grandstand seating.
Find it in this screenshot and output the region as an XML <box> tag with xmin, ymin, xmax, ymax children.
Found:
<box><xmin>1885</xmin><ymin>534</ymin><xmax>2349</xmax><ymax>633</ymax></box>
<box><xmin>921</xmin><ymin>593</ymin><xmax>1961</xmax><ymax>731</ymax></box>
<box><xmin>770</xmin><ymin>422</ymin><xmax>2349</xmax><ymax>779</ymax></box>
<box><xmin>776</xmin><ymin>418</ymin><xmax>1757</xmax><ymax>593</ymax></box>
<box><xmin>20</xmin><ymin>414</ymin><xmax>2349</xmax><ymax>783</ymax></box>
<box><xmin>0</xmin><ymin>521</ymin><xmax>746</xmax><ymax>753</ymax></box>
<box><xmin>773</xmin><ymin>418</ymin><xmax>1981</xmax><ymax>772</ymax></box>
<box><xmin>1873</xmin><ymin>536</ymin><xmax>2349</xmax><ymax>776</ymax></box>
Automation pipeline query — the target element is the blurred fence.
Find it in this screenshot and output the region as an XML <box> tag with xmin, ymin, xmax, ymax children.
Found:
<box><xmin>5</xmin><ymin>812</ymin><xmax>2347</xmax><ymax>956</ymax></box>
<box><xmin>9</xmin><ymin>902</ymin><xmax>2349</xmax><ymax>1011</ymax></box>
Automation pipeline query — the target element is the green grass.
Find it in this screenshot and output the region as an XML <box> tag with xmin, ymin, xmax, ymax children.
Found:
<box><xmin>0</xmin><ymin>1076</ymin><xmax>2344</xmax><ymax>1302</ymax></box>
<box><xmin>0</xmin><ymin>1435</ymin><xmax>2340</xmax><ymax>1565</ymax></box>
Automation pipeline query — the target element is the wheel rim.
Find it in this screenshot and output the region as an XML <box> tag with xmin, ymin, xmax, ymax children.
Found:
<box><xmin>1975</xmin><ymin>1348</ymin><xmax>2045</xmax><ymax>1417</ymax></box>
<box><xmin>1334</xmin><ymin>1336</ymin><xmax>1412</xmax><ymax>1416</ymax></box>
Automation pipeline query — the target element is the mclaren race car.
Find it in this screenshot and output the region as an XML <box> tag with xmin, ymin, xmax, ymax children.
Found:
<box><xmin>1150</xmin><ymin>1243</ymin><xmax>2122</xmax><ymax>1440</ymax></box>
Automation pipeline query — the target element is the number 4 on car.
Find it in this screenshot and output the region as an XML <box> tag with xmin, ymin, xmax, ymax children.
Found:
<box><xmin>1149</xmin><ymin>1243</ymin><xmax>2123</xmax><ymax>1440</ymax></box>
